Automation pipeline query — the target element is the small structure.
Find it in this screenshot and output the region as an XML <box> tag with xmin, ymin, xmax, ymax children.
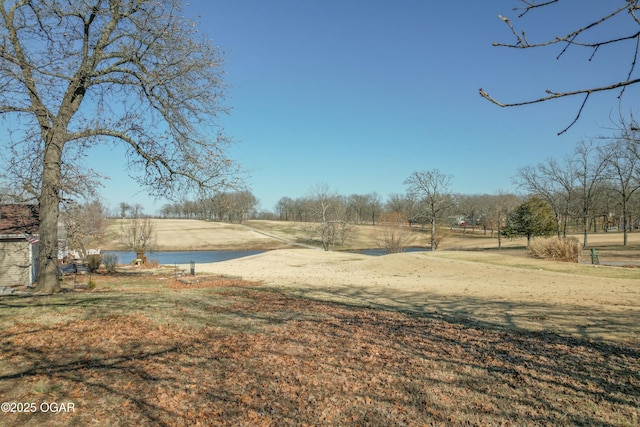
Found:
<box><xmin>0</xmin><ymin>204</ymin><xmax>40</xmax><ymax>287</ymax></box>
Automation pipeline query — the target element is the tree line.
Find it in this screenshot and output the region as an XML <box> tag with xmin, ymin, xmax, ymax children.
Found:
<box><xmin>270</xmin><ymin>122</ymin><xmax>640</xmax><ymax>250</ymax></box>
<box><xmin>271</xmin><ymin>181</ymin><xmax>521</xmax><ymax>251</ymax></box>
<box><xmin>158</xmin><ymin>191</ymin><xmax>258</xmax><ymax>223</ymax></box>
<box><xmin>64</xmin><ymin>121</ymin><xmax>640</xmax><ymax>256</ymax></box>
<box><xmin>150</xmin><ymin>121</ymin><xmax>640</xmax><ymax>252</ymax></box>
<box><xmin>514</xmin><ymin>127</ymin><xmax>640</xmax><ymax>248</ymax></box>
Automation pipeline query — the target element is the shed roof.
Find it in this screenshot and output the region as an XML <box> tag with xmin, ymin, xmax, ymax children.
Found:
<box><xmin>0</xmin><ymin>204</ymin><xmax>40</xmax><ymax>236</ymax></box>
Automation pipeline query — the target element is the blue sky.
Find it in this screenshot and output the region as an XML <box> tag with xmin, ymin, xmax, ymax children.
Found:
<box><xmin>96</xmin><ymin>1</ymin><xmax>640</xmax><ymax>214</ymax></box>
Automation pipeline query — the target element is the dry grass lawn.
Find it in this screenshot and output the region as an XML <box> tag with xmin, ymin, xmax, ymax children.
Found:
<box><xmin>1</xmin><ymin>274</ymin><xmax>638</xmax><ymax>426</ymax></box>
<box><xmin>1</xmin><ymin>219</ymin><xmax>637</xmax><ymax>425</ymax></box>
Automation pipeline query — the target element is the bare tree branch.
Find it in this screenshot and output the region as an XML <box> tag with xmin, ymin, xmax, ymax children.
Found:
<box><xmin>517</xmin><ymin>1</ymin><xmax>558</xmax><ymax>18</ymax></box>
<box><xmin>482</xmin><ymin>1</ymin><xmax>640</xmax><ymax>133</ymax></box>
<box><xmin>0</xmin><ymin>0</ymin><xmax>239</xmax><ymax>292</ymax></box>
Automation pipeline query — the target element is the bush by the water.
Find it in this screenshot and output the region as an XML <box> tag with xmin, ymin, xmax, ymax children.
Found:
<box><xmin>528</xmin><ymin>237</ymin><xmax>581</xmax><ymax>262</ymax></box>
<box><xmin>103</xmin><ymin>254</ymin><xmax>118</xmax><ymax>273</ymax></box>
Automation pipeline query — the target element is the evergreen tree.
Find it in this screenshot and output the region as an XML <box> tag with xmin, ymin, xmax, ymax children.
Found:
<box><xmin>502</xmin><ymin>197</ymin><xmax>556</xmax><ymax>246</ymax></box>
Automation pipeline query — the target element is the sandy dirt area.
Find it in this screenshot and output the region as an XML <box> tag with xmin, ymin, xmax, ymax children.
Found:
<box><xmin>115</xmin><ymin>219</ymin><xmax>639</xmax><ymax>346</ymax></box>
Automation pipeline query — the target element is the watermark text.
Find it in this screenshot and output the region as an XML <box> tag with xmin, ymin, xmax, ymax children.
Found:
<box><xmin>1</xmin><ymin>401</ymin><xmax>75</xmax><ymax>413</ymax></box>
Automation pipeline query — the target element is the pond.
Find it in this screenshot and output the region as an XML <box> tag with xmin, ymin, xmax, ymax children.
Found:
<box><xmin>350</xmin><ymin>247</ymin><xmax>432</xmax><ymax>256</ymax></box>
<box><xmin>102</xmin><ymin>250</ymin><xmax>265</xmax><ymax>265</ymax></box>
<box><xmin>102</xmin><ymin>246</ymin><xmax>432</xmax><ymax>265</ymax></box>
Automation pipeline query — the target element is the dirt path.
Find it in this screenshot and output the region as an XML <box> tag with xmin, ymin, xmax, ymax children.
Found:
<box><xmin>237</xmin><ymin>224</ymin><xmax>319</xmax><ymax>250</ymax></box>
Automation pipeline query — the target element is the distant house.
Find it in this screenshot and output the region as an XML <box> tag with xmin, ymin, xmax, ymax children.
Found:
<box><xmin>0</xmin><ymin>204</ymin><xmax>40</xmax><ymax>287</ymax></box>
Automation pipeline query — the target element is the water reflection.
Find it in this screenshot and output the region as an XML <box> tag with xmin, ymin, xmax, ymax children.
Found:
<box><xmin>349</xmin><ymin>247</ymin><xmax>431</xmax><ymax>256</ymax></box>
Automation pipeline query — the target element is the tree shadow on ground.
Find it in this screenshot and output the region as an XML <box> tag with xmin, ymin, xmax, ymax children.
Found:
<box><xmin>281</xmin><ymin>283</ymin><xmax>640</xmax><ymax>346</ymax></box>
<box><xmin>0</xmin><ymin>285</ymin><xmax>638</xmax><ymax>426</ymax></box>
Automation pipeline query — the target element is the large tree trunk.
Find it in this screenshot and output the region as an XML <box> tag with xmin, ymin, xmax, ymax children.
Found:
<box><xmin>35</xmin><ymin>135</ymin><xmax>64</xmax><ymax>293</ymax></box>
<box><xmin>430</xmin><ymin>218</ymin><xmax>436</xmax><ymax>250</ymax></box>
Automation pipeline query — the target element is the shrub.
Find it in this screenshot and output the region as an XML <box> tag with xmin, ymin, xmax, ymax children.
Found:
<box><xmin>528</xmin><ymin>237</ymin><xmax>581</xmax><ymax>262</ymax></box>
<box><xmin>376</xmin><ymin>213</ymin><xmax>416</xmax><ymax>254</ymax></box>
<box><xmin>87</xmin><ymin>254</ymin><xmax>102</xmax><ymax>272</ymax></box>
<box><xmin>103</xmin><ymin>253</ymin><xmax>118</xmax><ymax>273</ymax></box>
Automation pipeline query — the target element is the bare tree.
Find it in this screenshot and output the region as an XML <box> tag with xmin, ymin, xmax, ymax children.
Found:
<box><xmin>119</xmin><ymin>202</ymin><xmax>131</xmax><ymax>220</ymax></box>
<box><xmin>490</xmin><ymin>192</ymin><xmax>521</xmax><ymax>249</ymax></box>
<box><xmin>346</xmin><ymin>194</ymin><xmax>367</xmax><ymax>225</ymax></box>
<box><xmin>160</xmin><ymin>202</ymin><xmax>176</xmax><ymax>219</ymax></box>
<box><xmin>306</xmin><ymin>184</ymin><xmax>349</xmax><ymax>251</ymax></box>
<box><xmin>276</xmin><ymin>197</ymin><xmax>296</xmax><ymax>221</ymax></box>
<box><xmin>118</xmin><ymin>209</ymin><xmax>157</xmax><ymax>258</ymax></box>
<box><xmin>480</xmin><ymin>1</ymin><xmax>640</xmax><ymax>134</ymax></box>
<box><xmin>514</xmin><ymin>157</ymin><xmax>577</xmax><ymax>238</ymax></box>
<box><xmin>367</xmin><ymin>192</ymin><xmax>383</xmax><ymax>225</ymax></box>
<box><xmin>344</xmin><ymin>193</ymin><xmax>382</xmax><ymax>225</ymax></box>
<box><xmin>591</xmin><ymin>183</ymin><xmax>619</xmax><ymax>233</ymax></box>
<box><xmin>376</xmin><ymin>212</ymin><xmax>416</xmax><ymax>254</ymax></box>
<box><xmin>404</xmin><ymin>170</ymin><xmax>453</xmax><ymax>250</ymax></box>
<box><xmin>226</xmin><ymin>191</ymin><xmax>258</xmax><ymax>223</ymax></box>
<box><xmin>455</xmin><ymin>194</ymin><xmax>487</xmax><ymax>232</ymax></box>
<box><xmin>603</xmin><ymin>138</ymin><xmax>640</xmax><ymax>245</ymax></box>
<box><xmin>0</xmin><ymin>1</ymin><xmax>238</xmax><ymax>292</ymax></box>
<box><xmin>62</xmin><ymin>199</ymin><xmax>108</xmax><ymax>259</ymax></box>
<box><xmin>385</xmin><ymin>193</ymin><xmax>414</xmax><ymax>220</ymax></box>
<box><xmin>575</xmin><ymin>141</ymin><xmax>610</xmax><ymax>248</ymax></box>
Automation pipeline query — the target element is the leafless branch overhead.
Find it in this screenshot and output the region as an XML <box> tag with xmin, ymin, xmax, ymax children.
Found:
<box><xmin>481</xmin><ymin>1</ymin><xmax>640</xmax><ymax>133</ymax></box>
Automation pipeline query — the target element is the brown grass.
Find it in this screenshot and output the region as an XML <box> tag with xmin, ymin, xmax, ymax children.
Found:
<box><xmin>528</xmin><ymin>236</ymin><xmax>581</xmax><ymax>262</ymax></box>
<box><xmin>1</xmin><ymin>274</ymin><xmax>638</xmax><ymax>426</ymax></box>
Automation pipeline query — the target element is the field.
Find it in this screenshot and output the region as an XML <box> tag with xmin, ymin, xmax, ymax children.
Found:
<box><xmin>1</xmin><ymin>219</ymin><xmax>639</xmax><ymax>426</ymax></box>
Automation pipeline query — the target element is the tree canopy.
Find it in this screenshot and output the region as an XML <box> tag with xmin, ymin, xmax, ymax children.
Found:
<box><xmin>0</xmin><ymin>0</ymin><xmax>237</xmax><ymax>292</ymax></box>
